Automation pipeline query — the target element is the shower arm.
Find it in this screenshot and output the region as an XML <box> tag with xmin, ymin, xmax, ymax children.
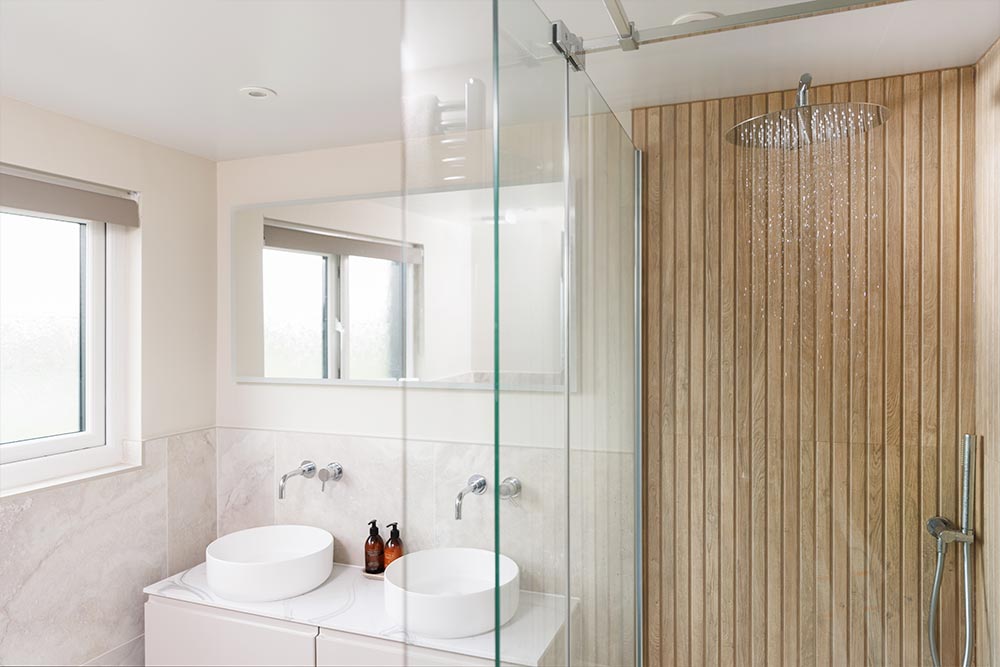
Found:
<box><xmin>796</xmin><ymin>73</ymin><xmax>813</xmax><ymax>108</ymax></box>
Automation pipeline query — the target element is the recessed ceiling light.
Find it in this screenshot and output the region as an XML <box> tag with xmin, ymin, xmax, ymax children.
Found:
<box><xmin>672</xmin><ymin>11</ymin><xmax>724</xmax><ymax>25</ymax></box>
<box><xmin>239</xmin><ymin>86</ymin><xmax>277</xmax><ymax>99</ymax></box>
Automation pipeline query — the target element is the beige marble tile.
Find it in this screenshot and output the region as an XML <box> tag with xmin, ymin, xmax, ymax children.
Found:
<box><xmin>83</xmin><ymin>634</ymin><xmax>145</xmax><ymax>666</ymax></box>
<box><xmin>431</xmin><ymin>441</ymin><xmax>496</xmax><ymax>553</ymax></box>
<box><xmin>167</xmin><ymin>428</ymin><xmax>217</xmax><ymax>574</ymax></box>
<box><xmin>0</xmin><ymin>439</ymin><xmax>167</xmax><ymax>666</ymax></box>
<box><xmin>272</xmin><ymin>432</ymin><xmax>435</xmax><ymax>567</ymax></box>
<box><xmin>216</xmin><ymin>428</ymin><xmax>274</xmax><ymax>536</ymax></box>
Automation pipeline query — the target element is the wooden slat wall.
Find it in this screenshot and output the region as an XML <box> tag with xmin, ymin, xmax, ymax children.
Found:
<box><xmin>634</xmin><ymin>67</ymin><xmax>977</xmax><ymax>666</ymax></box>
<box><xmin>975</xmin><ymin>37</ymin><xmax>1000</xmax><ymax>667</ymax></box>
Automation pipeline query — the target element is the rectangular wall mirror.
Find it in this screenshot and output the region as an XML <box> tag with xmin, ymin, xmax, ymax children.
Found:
<box><xmin>231</xmin><ymin>183</ymin><xmax>564</xmax><ymax>388</ymax></box>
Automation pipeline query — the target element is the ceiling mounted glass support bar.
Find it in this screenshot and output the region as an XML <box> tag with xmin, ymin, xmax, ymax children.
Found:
<box><xmin>601</xmin><ymin>0</ymin><xmax>639</xmax><ymax>51</ymax></box>
<box><xmin>583</xmin><ymin>0</ymin><xmax>910</xmax><ymax>54</ymax></box>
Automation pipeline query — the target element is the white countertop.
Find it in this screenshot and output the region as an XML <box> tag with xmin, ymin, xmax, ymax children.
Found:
<box><xmin>144</xmin><ymin>563</ymin><xmax>568</xmax><ymax>666</ymax></box>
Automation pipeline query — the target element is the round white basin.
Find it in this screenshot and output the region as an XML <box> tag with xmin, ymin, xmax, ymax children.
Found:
<box><xmin>384</xmin><ymin>547</ymin><xmax>519</xmax><ymax>638</ymax></box>
<box><xmin>206</xmin><ymin>525</ymin><xmax>333</xmax><ymax>602</ymax></box>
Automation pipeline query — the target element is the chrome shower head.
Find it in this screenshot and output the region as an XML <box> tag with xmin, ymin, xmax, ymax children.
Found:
<box><xmin>725</xmin><ymin>72</ymin><xmax>888</xmax><ymax>150</ymax></box>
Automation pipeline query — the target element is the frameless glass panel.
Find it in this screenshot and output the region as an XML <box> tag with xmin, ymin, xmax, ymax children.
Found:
<box><xmin>496</xmin><ymin>0</ymin><xmax>569</xmax><ymax>664</ymax></box>
<box><xmin>262</xmin><ymin>247</ymin><xmax>326</xmax><ymax>379</ymax></box>
<box><xmin>398</xmin><ymin>0</ymin><xmax>498</xmax><ymax>662</ymax></box>
<box><xmin>0</xmin><ymin>212</ymin><xmax>83</xmax><ymax>443</ymax></box>
<box><xmin>566</xmin><ymin>66</ymin><xmax>638</xmax><ymax>667</ymax></box>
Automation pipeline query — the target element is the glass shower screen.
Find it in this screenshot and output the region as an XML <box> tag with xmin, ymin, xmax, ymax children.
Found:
<box><xmin>495</xmin><ymin>1</ymin><xmax>640</xmax><ymax>665</ymax></box>
<box><xmin>399</xmin><ymin>0</ymin><xmax>639</xmax><ymax>664</ymax></box>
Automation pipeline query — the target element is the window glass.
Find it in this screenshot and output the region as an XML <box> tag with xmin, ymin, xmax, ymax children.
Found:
<box><xmin>0</xmin><ymin>212</ymin><xmax>83</xmax><ymax>444</ymax></box>
<box><xmin>262</xmin><ymin>247</ymin><xmax>327</xmax><ymax>378</ymax></box>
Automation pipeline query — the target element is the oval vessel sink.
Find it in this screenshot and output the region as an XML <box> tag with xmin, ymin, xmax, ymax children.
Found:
<box><xmin>384</xmin><ymin>547</ymin><xmax>519</xmax><ymax>638</ymax></box>
<box><xmin>206</xmin><ymin>525</ymin><xmax>333</xmax><ymax>602</ymax></box>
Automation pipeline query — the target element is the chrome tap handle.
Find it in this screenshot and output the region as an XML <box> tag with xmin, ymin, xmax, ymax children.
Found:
<box><xmin>499</xmin><ymin>477</ymin><xmax>521</xmax><ymax>505</ymax></box>
<box><xmin>318</xmin><ymin>462</ymin><xmax>344</xmax><ymax>492</ymax></box>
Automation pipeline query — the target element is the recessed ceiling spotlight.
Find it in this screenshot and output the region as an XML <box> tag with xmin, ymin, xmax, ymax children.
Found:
<box><xmin>239</xmin><ymin>86</ymin><xmax>277</xmax><ymax>99</ymax></box>
<box><xmin>672</xmin><ymin>11</ymin><xmax>724</xmax><ymax>25</ymax></box>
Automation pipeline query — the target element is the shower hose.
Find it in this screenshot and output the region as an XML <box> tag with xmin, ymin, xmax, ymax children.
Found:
<box><xmin>928</xmin><ymin>537</ymin><xmax>973</xmax><ymax>667</ymax></box>
<box><xmin>928</xmin><ymin>541</ymin><xmax>947</xmax><ymax>667</ymax></box>
<box><xmin>928</xmin><ymin>434</ymin><xmax>976</xmax><ymax>667</ymax></box>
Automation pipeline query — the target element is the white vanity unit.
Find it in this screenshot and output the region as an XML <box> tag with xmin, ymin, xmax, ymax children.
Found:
<box><xmin>143</xmin><ymin>563</ymin><xmax>570</xmax><ymax>667</ymax></box>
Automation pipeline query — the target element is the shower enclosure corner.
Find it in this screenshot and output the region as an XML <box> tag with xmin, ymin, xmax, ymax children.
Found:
<box><xmin>398</xmin><ymin>1</ymin><xmax>640</xmax><ymax>663</ymax></box>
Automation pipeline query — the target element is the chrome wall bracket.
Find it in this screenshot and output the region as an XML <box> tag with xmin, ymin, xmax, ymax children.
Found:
<box><xmin>551</xmin><ymin>20</ymin><xmax>586</xmax><ymax>72</ymax></box>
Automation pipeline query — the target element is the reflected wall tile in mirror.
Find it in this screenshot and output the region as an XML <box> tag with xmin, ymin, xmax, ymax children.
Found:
<box><xmin>217</xmin><ymin>428</ymin><xmax>274</xmax><ymax>536</ymax></box>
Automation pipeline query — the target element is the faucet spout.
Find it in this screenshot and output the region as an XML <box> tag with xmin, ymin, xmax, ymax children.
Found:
<box><xmin>455</xmin><ymin>474</ymin><xmax>487</xmax><ymax>520</ymax></box>
<box><xmin>278</xmin><ymin>460</ymin><xmax>316</xmax><ymax>500</ymax></box>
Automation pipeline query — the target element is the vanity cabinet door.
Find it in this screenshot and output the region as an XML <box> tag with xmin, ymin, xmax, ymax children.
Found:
<box><xmin>145</xmin><ymin>596</ymin><xmax>317</xmax><ymax>666</ymax></box>
<box><xmin>316</xmin><ymin>629</ymin><xmax>494</xmax><ymax>667</ymax></box>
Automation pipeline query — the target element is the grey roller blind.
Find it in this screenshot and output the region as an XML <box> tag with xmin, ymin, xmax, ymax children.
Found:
<box><xmin>0</xmin><ymin>167</ymin><xmax>139</xmax><ymax>227</ymax></box>
<box><xmin>263</xmin><ymin>224</ymin><xmax>423</xmax><ymax>264</ymax></box>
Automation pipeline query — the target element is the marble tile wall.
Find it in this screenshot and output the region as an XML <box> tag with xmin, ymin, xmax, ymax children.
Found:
<box><xmin>216</xmin><ymin>427</ymin><xmax>635</xmax><ymax>667</ymax></box>
<box><xmin>0</xmin><ymin>426</ymin><xmax>629</xmax><ymax>666</ymax></box>
<box><xmin>0</xmin><ymin>428</ymin><xmax>217</xmax><ymax>666</ymax></box>
<box><xmin>215</xmin><ymin>427</ymin><xmax>573</xmax><ymax>593</ymax></box>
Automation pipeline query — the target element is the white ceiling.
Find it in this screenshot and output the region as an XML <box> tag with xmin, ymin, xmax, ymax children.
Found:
<box><xmin>0</xmin><ymin>0</ymin><xmax>405</xmax><ymax>161</ymax></box>
<box><xmin>536</xmin><ymin>0</ymin><xmax>811</xmax><ymax>40</ymax></box>
<box><xmin>548</xmin><ymin>0</ymin><xmax>1000</xmax><ymax>116</ymax></box>
<box><xmin>1</xmin><ymin>0</ymin><xmax>997</xmax><ymax>161</ymax></box>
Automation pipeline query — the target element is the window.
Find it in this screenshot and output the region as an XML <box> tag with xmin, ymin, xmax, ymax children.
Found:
<box><xmin>0</xmin><ymin>210</ymin><xmax>106</xmax><ymax>464</ymax></box>
<box><xmin>261</xmin><ymin>224</ymin><xmax>420</xmax><ymax>381</ymax></box>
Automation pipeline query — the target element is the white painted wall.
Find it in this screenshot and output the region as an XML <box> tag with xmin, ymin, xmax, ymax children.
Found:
<box><xmin>0</xmin><ymin>96</ymin><xmax>218</xmax><ymax>666</ymax></box>
<box><xmin>0</xmin><ymin>95</ymin><xmax>217</xmax><ymax>440</ymax></box>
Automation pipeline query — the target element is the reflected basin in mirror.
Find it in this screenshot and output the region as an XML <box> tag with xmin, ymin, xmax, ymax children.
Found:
<box><xmin>205</xmin><ymin>525</ymin><xmax>333</xmax><ymax>602</ymax></box>
<box><xmin>383</xmin><ymin>547</ymin><xmax>519</xmax><ymax>638</ymax></box>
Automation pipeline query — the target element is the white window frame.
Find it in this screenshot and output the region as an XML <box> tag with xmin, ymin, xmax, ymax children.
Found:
<box><xmin>0</xmin><ymin>212</ymin><xmax>107</xmax><ymax>465</ymax></box>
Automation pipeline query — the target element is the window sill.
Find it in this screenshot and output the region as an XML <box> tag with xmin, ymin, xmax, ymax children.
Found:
<box><xmin>0</xmin><ymin>439</ymin><xmax>144</xmax><ymax>500</ymax></box>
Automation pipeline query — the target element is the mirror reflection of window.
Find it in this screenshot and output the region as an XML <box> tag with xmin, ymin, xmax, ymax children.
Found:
<box><xmin>262</xmin><ymin>248</ymin><xmax>328</xmax><ymax>379</ymax></box>
<box><xmin>260</xmin><ymin>224</ymin><xmax>419</xmax><ymax>381</ymax></box>
<box><xmin>345</xmin><ymin>256</ymin><xmax>410</xmax><ymax>381</ymax></box>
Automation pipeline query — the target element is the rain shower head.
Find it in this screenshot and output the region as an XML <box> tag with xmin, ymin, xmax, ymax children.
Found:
<box><xmin>725</xmin><ymin>72</ymin><xmax>888</xmax><ymax>150</ymax></box>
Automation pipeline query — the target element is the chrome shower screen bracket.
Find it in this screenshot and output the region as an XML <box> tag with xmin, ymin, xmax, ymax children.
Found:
<box><xmin>551</xmin><ymin>20</ymin><xmax>586</xmax><ymax>71</ymax></box>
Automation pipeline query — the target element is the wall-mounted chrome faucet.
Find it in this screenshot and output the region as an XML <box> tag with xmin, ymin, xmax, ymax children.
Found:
<box><xmin>318</xmin><ymin>462</ymin><xmax>344</xmax><ymax>492</ymax></box>
<box><xmin>455</xmin><ymin>474</ymin><xmax>487</xmax><ymax>520</ymax></box>
<box><xmin>278</xmin><ymin>460</ymin><xmax>316</xmax><ymax>499</ymax></box>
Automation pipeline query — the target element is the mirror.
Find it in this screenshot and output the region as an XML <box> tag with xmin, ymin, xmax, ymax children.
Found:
<box><xmin>231</xmin><ymin>183</ymin><xmax>564</xmax><ymax>387</ymax></box>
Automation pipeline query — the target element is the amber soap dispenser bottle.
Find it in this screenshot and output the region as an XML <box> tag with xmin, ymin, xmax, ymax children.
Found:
<box><xmin>385</xmin><ymin>522</ymin><xmax>404</xmax><ymax>568</ymax></box>
<box><xmin>365</xmin><ymin>519</ymin><xmax>385</xmax><ymax>574</ymax></box>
